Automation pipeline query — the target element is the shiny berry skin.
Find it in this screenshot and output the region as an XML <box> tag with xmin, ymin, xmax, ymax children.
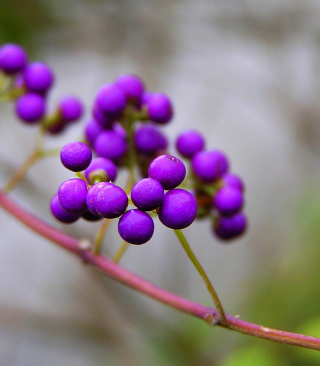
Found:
<box><xmin>95</xmin><ymin>83</ymin><xmax>126</xmax><ymax>119</ymax></box>
<box><xmin>222</xmin><ymin>173</ymin><xmax>244</xmax><ymax>192</ymax></box>
<box><xmin>146</xmin><ymin>92</ymin><xmax>173</xmax><ymax>124</ymax></box>
<box><xmin>116</xmin><ymin>74</ymin><xmax>145</xmax><ymax>106</ymax></box>
<box><xmin>85</xmin><ymin>157</ymin><xmax>117</xmax><ymax>184</ymax></box>
<box><xmin>158</xmin><ymin>189</ymin><xmax>198</xmax><ymax>230</ymax></box>
<box><xmin>192</xmin><ymin>150</ymin><xmax>229</xmax><ymax>183</ymax></box>
<box><xmin>60</xmin><ymin>142</ymin><xmax>92</xmax><ymax>172</ymax></box>
<box><xmin>15</xmin><ymin>93</ymin><xmax>46</xmax><ymax>123</ymax></box>
<box><xmin>148</xmin><ymin>155</ymin><xmax>186</xmax><ymax>190</ymax></box>
<box><xmin>59</xmin><ymin>96</ymin><xmax>83</xmax><ymax>122</ymax></box>
<box><xmin>214</xmin><ymin>186</ymin><xmax>243</xmax><ymax>217</ymax></box>
<box><xmin>94</xmin><ymin>130</ymin><xmax>128</xmax><ymax>164</ymax></box>
<box><xmin>118</xmin><ymin>209</ymin><xmax>154</xmax><ymax>245</ymax></box>
<box><xmin>85</xmin><ymin>183</ymin><xmax>102</xmax><ymax>216</ymax></box>
<box><xmin>176</xmin><ymin>130</ymin><xmax>205</xmax><ymax>158</ymax></box>
<box><xmin>214</xmin><ymin>212</ymin><xmax>247</xmax><ymax>240</ymax></box>
<box><xmin>58</xmin><ymin>178</ymin><xmax>88</xmax><ymax>214</ymax></box>
<box><xmin>131</xmin><ymin>178</ymin><xmax>164</xmax><ymax>211</ymax></box>
<box><xmin>87</xmin><ymin>182</ymin><xmax>128</xmax><ymax>219</ymax></box>
<box><xmin>23</xmin><ymin>62</ymin><xmax>54</xmax><ymax>94</ymax></box>
<box><xmin>85</xmin><ymin>119</ymin><xmax>104</xmax><ymax>146</ymax></box>
<box><xmin>135</xmin><ymin>124</ymin><xmax>167</xmax><ymax>155</ymax></box>
<box><xmin>50</xmin><ymin>194</ymin><xmax>80</xmax><ymax>224</ymax></box>
<box><xmin>0</xmin><ymin>43</ymin><xmax>27</xmax><ymax>74</ymax></box>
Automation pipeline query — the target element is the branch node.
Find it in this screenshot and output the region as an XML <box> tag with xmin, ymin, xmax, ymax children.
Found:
<box><xmin>204</xmin><ymin>313</ymin><xmax>219</xmax><ymax>327</ymax></box>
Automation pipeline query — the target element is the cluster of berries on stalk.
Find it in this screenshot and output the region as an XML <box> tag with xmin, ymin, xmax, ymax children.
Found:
<box><xmin>0</xmin><ymin>43</ymin><xmax>83</xmax><ymax>133</ymax></box>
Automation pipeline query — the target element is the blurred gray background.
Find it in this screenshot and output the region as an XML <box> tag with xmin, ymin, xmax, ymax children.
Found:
<box><xmin>1</xmin><ymin>0</ymin><xmax>320</xmax><ymax>365</ymax></box>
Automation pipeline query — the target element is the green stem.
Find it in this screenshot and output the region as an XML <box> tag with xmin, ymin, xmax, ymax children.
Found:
<box><xmin>174</xmin><ymin>229</ymin><xmax>227</xmax><ymax>326</ymax></box>
<box><xmin>113</xmin><ymin>241</ymin><xmax>130</xmax><ymax>263</ymax></box>
<box><xmin>94</xmin><ymin>219</ymin><xmax>112</xmax><ymax>255</ymax></box>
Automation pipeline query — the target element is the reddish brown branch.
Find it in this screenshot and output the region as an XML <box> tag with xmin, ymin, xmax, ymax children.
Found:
<box><xmin>1</xmin><ymin>189</ymin><xmax>320</xmax><ymax>351</ymax></box>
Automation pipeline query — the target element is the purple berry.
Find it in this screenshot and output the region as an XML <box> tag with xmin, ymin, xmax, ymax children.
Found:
<box><xmin>222</xmin><ymin>173</ymin><xmax>244</xmax><ymax>192</ymax></box>
<box><xmin>214</xmin><ymin>212</ymin><xmax>247</xmax><ymax>240</ymax></box>
<box><xmin>60</xmin><ymin>142</ymin><xmax>92</xmax><ymax>172</ymax></box>
<box><xmin>92</xmin><ymin>102</ymin><xmax>114</xmax><ymax>129</ymax></box>
<box><xmin>23</xmin><ymin>62</ymin><xmax>54</xmax><ymax>94</ymax></box>
<box><xmin>131</xmin><ymin>178</ymin><xmax>164</xmax><ymax>211</ymax></box>
<box><xmin>135</xmin><ymin>124</ymin><xmax>167</xmax><ymax>155</ymax></box>
<box><xmin>146</xmin><ymin>92</ymin><xmax>173</xmax><ymax>124</ymax></box>
<box><xmin>86</xmin><ymin>182</ymin><xmax>128</xmax><ymax>219</ymax></box>
<box><xmin>15</xmin><ymin>93</ymin><xmax>46</xmax><ymax>123</ymax></box>
<box><xmin>214</xmin><ymin>186</ymin><xmax>243</xmax><ymax>217</ymax></box>
<box><xmin>85</xmin><ymin>119</ymin><xmax>104</xmax><ymax>146</ymax></box>
<box><xmin>50</xmin><ymin>194</ymin><xmax>80</xmax><ymax>224</ymax></box>
<box><xmin>81</xmin><ymin>210</ymin><xmax>102</xmax><ymax>221</ymax></box>
<box><xmin>95</xmin><ymin>83</ymin><xmax>127</xmax><ymax>119</ymax></box>
<box><xmin>59</xmin><ymin>96</ymin><xmax>83</xmax><ymax>122</ymax></box>
<box><xmin>116</xmin><ymin>74</ymin><xmax>145</xmax><ymax>106</ymax></box>
<box><xmin>94</xmin><ymin>130</ymin><xmax>128</xmax><ymax>164</ymax></box>
<box><xmin>158</xmin><ymin>189</ymin><xmax>198</xmax><ymax>230</ymax></box>
<box><xmin>192</xmin><ymin>150</ymin><xmax>229</xmax><ymax>183</ymax></box>
<box><xmin>0</xmin><ymin>43</ymin><xmax>27</xmax><ymax>74</ymax></box>
<box><xmin>118</xmin><ymin>209</ymin><xmax>154</xmax><ymax>245</ymax></box>
<box><xmin>85</xmin><ymin>157</ymin><xmax>117</xmax><ymax>184</ymax></box>
<box><xmin>148</xmin><ymin>155</ymin><xmax>186</xmax><ymax>190</ymax></box>
<box><xmin>176</xmin><ymin>130</ymin><xmax>205</xmax><ymax>158</ymax></box>
<box><xmin>113</xmin><ymin>122</ymin><xmax>127</xmax><ymax>139</ymax></box>
<box><xmin>58</xmin><ymin>178</ymin><xmax>88</xmax><ymax>214</ymax></box>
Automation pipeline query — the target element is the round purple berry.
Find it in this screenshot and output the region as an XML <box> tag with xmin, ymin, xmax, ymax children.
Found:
<box><xmin>92</xmin><ymin>102</ymin><xmax>114</xmax><ymax>129</ymax></box>
<box><xmin>59</xmin><ymin>96</ymin><xmax>83</xmax><ymax>122</ymax></box>
<box><xmin>23</xmin><ymin>62</ymin><xmax>54</xmax><ymax>94</ymax></box>
<box><xmin>116</xmin><ymin>74</ymin><xmax>145</xmax><ymax>106</ymax></box>
<box><xmin>158</xmin><ymin>189</ymin><xmax>198</xmax><ymax>230</ymax></box>
<box><xmin>95</xmin><ymin>83</ymin><xmax>127</xmax><ymax>119</ymax></box>
<box><xmin>146</xmin><ymin>92</ymin><xmax>173</xmax><ymax>124</ymax></box>
<box><xmin>85</xmin><ymin>157</ymin><xmax>117</xmax><ymax>184</ymax></box>
<box><xmin>50</xmin><ymin>194</ymin><xmax>80</xmax><ymax>224</ymax></box>
<box><xmin>176</xmin><ymin>130</ymin><xmax>205</xmax><ymax>158</ymax></box>
<box><xmin>135</xmin><ymin>124</ymin><xmax>167</xmax><ymax>155</ymax></box>
<box><xmin>118</xmin><ymin>209</ymin><xmax>154</xmax><ymax>245</ymax></box>
<box><xmin>94</xmin><ymin>130</ymin><xmax>128</xmax><ymax>164</ymax></box>
<box><xmin>87</xmin><ymin>182</ymin><xmax>128</xmax><ymax>219</ymax></box>
<box><xmin>85</xmin><ymin>119</ymin><xmax>104</xmax><ymax>146</ymax></box>
<box><xmin>148</xmin><ymin>155</ymin><xmax>186</xmax><ymax>190</ymax></box>
<box><xmin>81</xmin><ymin>210</ymin><xmax>102</xmax><ymax>222</ymax></box>
<box><xmin>15</xmin><ymin>93</ymin><xmax>46</xmax><ymax>123</ymax></box>
<box><xmin>58</xmin><ymin>178</ymin><xmax>88</xmax><ymax>214</ymax></box>
<box><xmin>214</xmin><ymin>186</ymin><xmax>243</xmax><ymax>217</ymax></box>
<box><xmin>222</xmin><ymin>173</ymin><xmax>244</xmax><ymax>192</ymax></box>
<box><xmin>192</xmin><ymin>150</ymin><xmax>229</xmax><ymax>183</ymax></box>
<box><xmin>60</xmin><ymin>142</ymin><xmax>92</xmax><ymax>172</ymax></box>
<box><xmin>214</xmin><ymin>212</ymin><xmax>247</xmax><ymax>240</ymax></box>
<box><xmin>131</xmin><ymin>178</ymin><xmax>164</xmax><ymax>211</ymax></box>
<box><xmin>0</xmin><ymin>43</ymin><xmax>27</xmax><ymax>74</ymax></box>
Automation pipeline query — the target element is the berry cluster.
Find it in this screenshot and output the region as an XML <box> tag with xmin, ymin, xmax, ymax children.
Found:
<box><xmin>51</xmin><ymin>140</ymin><xmax>197</xmax><ymax>245</ymax></box>
<box><xmin>175</xmin><ymin>130</ymin><xmax>247</xmax><ymax>240</ymax></box>
<box><xmin>0</xmin><ymin>43</ymin><xmax>83</xmax><ymax>134</ymax></box>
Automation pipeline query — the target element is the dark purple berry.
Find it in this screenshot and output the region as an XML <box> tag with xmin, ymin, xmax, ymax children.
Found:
<box><xmin>95</xmin><ymin>83</ymin><xmax>126</xmax><ymax>119</ymax></box>
<box><xmin>50</xmin><ymin>194</ymin><xmax>80</xmax><ymax>224</ymax></box>
<box><xmin>81</xmin><ymin>210</ymin><xmax>102</xmax><ymax>221</ymax></box>
<box><xmin>118</xmin><ymin>209</ymin><xmax>154</xmax><ymax>245</ymax></box>
<box><xmin>146</xmin><ymin>92</ymin><xmax>173</xmax><ymax>124</ymax></box>
<box><xmin>158</xmin><ymin>189</ymin><xmax>198</xmax><ymax>230</ymax></box>
<box><xmin>59</xmin><ymin>96</ymin><xmax>83</xmax><ymax>122</ymax></box>
<box><xmin>23</xmin><ymin>62</ymin><xmax>54</xmax><ymax>94</ymax></box>
<box><xmin>222</xmin><ymin>173</ymin><xmax>244</xmax><ymax>192</ymax></box>
<box><xmin>0</xmin><ymin>43</ymin><xmax>27</xmax><ymax>74</ymax></box>
<box><xmin>176</xmin><ymin>130</ymin><xmax>205</xmax><ymax>158</ymax></box>
<box><xmin>94</xmin><ymin>130</ymin><xmax>128</xmax><ymax>164</ymax></box>
<box><xmin>116</xmin><ymin>74</ymin><xmax>145</xmax><ymax>106</ymax></box>
<box><xmin>148</xmin><ymin>155</ymin><xmax>186</xmax><ymax>190</ymax></box>
<box><xmin>87</xmin><ymin>182</ymin><xmax>128</xmax><ymax>219</ymax></box>
<box><xmin>85</xmin><ymin>119</ymin><xmax>104</xmax><ymax>146</ymax></box>
<box><xmin>131</xmin><ymin>178</ymin><xmax>164</xmax><ymax>211</ymax></box>
<box><xmin>60</xmin><ymin>142</ymin><xmax>92</xmax><ymax>172</ymax></box>
<box><xmin>214</xmin><ymin>212</ymin><xmax>247</xmax><ymax>240</ymax></box>
<box><xmin>92</xmin><ymin>102</ymin><xmax>114</xmax><ymax>129</ymax></box>
<box><xmin>58</xmin><ymin>178</ymin><xmax>88</xmax><ymax>214</ymax></box>
<box><xmin>192</xmin><ymin>150</ymin><xmax>229</xmax><ymax>183</ymax></box>
<box><xmin>15</xmin><ymin>93</ymin><xmax>46</xmax><ymax>123</ymax></box>
<box><xmin>85</xmin><ymin>157</ymin><xmax>117</xmax><ymax>184</ymax></box>
<box><xmin>214</xmin><ymin>186</ymin><xmax>243</xmax><ymax>217</ymax></box>
<box><xmin>135</xmin><ymin>124</ymin><xmax>167</xmax><ymax>155</ymax></box>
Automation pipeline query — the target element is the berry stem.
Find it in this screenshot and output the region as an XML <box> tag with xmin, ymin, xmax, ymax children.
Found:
<box><xmin>112</xmin><ymin>241</ymin><xmax>130</xmax><ymax>263</ymax></box>
<box><xmin>94</xmin><ymin>218</ymin><xmax>112</xmax><ymax>255</ymax></box>
<box><xmin>2</xmin><ymin>188</ymin><xmax>320</xmax><ymax>350</ymax></box>
<box><xmin>174</xmin><ymin>229</ymin><xmax>228</xmax><ymax>326</ymax></box>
